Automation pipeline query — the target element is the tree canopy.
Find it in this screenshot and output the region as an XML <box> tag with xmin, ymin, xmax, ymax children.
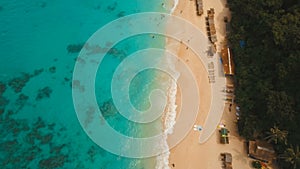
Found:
<box><xmin>227</xmin><ymin>0</ymin><xmax>300</xmax><ymax>168</ymax></box>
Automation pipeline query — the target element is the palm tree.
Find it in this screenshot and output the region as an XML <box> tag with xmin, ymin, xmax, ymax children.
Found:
<box><xmin>279</xmin><ymin>145</ymin><xmax>300</xmax><ymax>169</ymax></box>
<box><xmin>264</xmin><ymin>125</ymin><xmax>288</xmax><ymax>145</ymax></box>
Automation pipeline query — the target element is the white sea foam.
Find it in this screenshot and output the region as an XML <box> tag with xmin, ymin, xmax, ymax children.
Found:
<box><xmin>164</xmin><ymin>79</ymin><xmax>178</xmax><ymax>135</ymax></box>
<box><xmin>155</xmin><ymin>52</ymin><xmax>179</xmax><ymax>169</ymax></box>
<box><xmin>155</xmin><ymin>134</ymin><xmax>170</xmax><ymax>169</ymax></box>
<box><xmin>170</xmin><ymin>0</ymin><xmax>179</xmax><ymax>14</ymax></box>
<box><xmin>162</xmin><ymin>0</ymin><xmax>179</xmax><ymax>14</ymax></box>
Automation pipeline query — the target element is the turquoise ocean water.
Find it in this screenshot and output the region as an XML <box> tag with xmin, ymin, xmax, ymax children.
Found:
<box><xmin>0</xmin><ymin>0</ymin><xmax>173</xmax><ymax>168</ymax></box>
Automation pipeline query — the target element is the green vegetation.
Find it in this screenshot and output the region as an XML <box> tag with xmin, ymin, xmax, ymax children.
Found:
<box><xmin>252</xmin><ymin>160</ymin><xmax>262</xmax><ymax>169</ymax></box>
<box><xmin>227</xmin><ymin>0</ymin><xmax>300</xmax><ymax>168</ymax></box>
<box><xmin>265</xmin><ymin>125</ymin><xmax>288</xmax><ymax>145</ymax></box>
<box><xmin>279</xmin><ymin>145</ymin><xmax>300</xmax><ymax>169</ymax></box>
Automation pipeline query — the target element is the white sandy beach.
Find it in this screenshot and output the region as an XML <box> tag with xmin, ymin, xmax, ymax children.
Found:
<box><xmin>165</xmin><ymin>0</ymin><xmax>263</xmax><ymax>169</ymax></box>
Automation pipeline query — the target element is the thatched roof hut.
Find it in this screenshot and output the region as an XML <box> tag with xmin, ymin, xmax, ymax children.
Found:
<box><xmin>196</xmin><ymin>0</ymin><xmax>203</xmax><ymax>15</ymax></box>
<box><xmin>221</xmin><ymin>47</ymin><xmax>235</xmax><ymax>75</ymax></box>
<box><xmin>248</xmin><ymin>140</ymin><xmax>276</xmax><ymax>163</ymax></box>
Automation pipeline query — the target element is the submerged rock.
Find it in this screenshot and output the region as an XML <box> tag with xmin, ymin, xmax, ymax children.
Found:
<box><xmin>33</xmin><ymin>68</ymin><xmax>44</xmax><ymax>76</ymax></box>
<box><xmin>36</xmin><ymin>87</ymin><xmax>52</xmax><ymax>100</ymax></box>
<box><xmin>64</xmin><ymin>77</ymin><xmax>70</xmax><ymax>82</ymax></box>
<box><xmin>107</xmin><ymin>2</ymin><xmax>117</xmax><ymax>11</ymax></box>
<box><xmin>47</xmin><ymin>123</ymin><xmax>55</xmax><ymax>130</ymax></box>
<box><xmin>117</xmin><ymin>11</ymin><xmax>125</xmax><ymax>18</ymax></box>
<box><xmin>107</xmin><ymin>47</ymin><xmax>126</xmax><ymax>59</ymax></box>
<box><xmin>99</xmin><ymin>99</ymin><xmax>117</xmax><ymax>118</ymax></box>
<box><xmin>72</xmin><ymin>80</ymin><xmax>85</xmax><ymax>92</ymax></box>
<box><xmin>49</xmin><ymin>66</ymin><xmax>56</xmax><ymax>73</ymax></box>
<box><xmin>66</xmin><ymin>43</ymin><xmax>84</xmax><ymax>53</ymax></box>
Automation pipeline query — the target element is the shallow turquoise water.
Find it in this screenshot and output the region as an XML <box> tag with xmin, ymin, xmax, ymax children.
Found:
<box><xmin>0</xmin><ymin>0</ymin><xmax>170</xmax><ymax>168</ymax></box>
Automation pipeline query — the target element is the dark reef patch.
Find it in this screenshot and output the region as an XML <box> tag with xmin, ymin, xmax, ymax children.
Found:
<box><xmin>0</xmin><ymin>110</ymin><xmax>73</xmax><ymax>168</ymax></box>
<box><xmin>0</xmin><ymin>82</ymin><xmax>6</xmax><ymax>95</ymax></box>
<box><xmin>48</xmin><ymin>123</ymin><xmax>55</xmax><ymax>130</ymax></box>
<box><xmin>0</xmin><ymin>96</ymin><xmax>9</xmax><ymax>108</ymax></box>
<box><xmin>36</xmin><ymin>87</ymin><xmax>52</xmax><ymax>100</ymax></box>
<box><xmin>88</xmin><ymin>145</ymin><xmax>107</xmax><ymax>160</ymax></box>
<box><xmin>8</xmin><ymin>69</ymin><xmax>43</xmax><ymax>93</ymax></box>
<box><xmin>107</xmin><ymin>47</ymin><xmax>127</xmax><ymax>60</ymax></box>
<box><xmin>72</xmin><ymin>80</ymin><xmax>85</xmax><ymax>92</ymax></box>
<box><xmin>16</xmin><ymin>94</ymin><xmax>28</xmax><ymax>104</ymax></box>
<box><xmin>33</xmin><ymin>68</ymin><xmax>44</xmax><ymax>76</ymax></box>
<box><xmin>24</xmin><ymin>132</ymin><xmax>36</xmax><ymax>145</ymax></box>
<box><xmin>75</xmin><ymin>57</ymin><xmax>86</xmax><ymax>64</ymax></box>
<box><xmin>15</xmin><ymin>94</ymin><xmax>28</xmax><ymax>112</ymax></box>
<box><xmin>107</xmin><ymin>2</ymin><xmax>117</xmax><ymax>11</ymax></box>
<box><xmin>8</xmin><ymin>73</ymin><xmax>31</xmax><ymax>93</ymax></box>
<box><xmin>39</xmin><ymin>155</ymin><xmax>67</xmax><ymax>169</ymax></box>
<box><xmin>0</xmin><ymin>62</ymin><xmax>121</xmax><ymax>167</ymax></box>
<box><xmin>64</xmin><ymin>77</ymin><xmax>70</xmax><ymax>82</ymax></box>
<box><xmin>67</xmin><ymin>43</ymin><xmax>84</xmax><ymax>53</ymax></box>
<box><xmin>117</xmin><ymin>11</ymin><xmax>125</xmax><ymax>18</ymax></box>
<box><xmin>94</xmin><ymin>4</ymin><xmax>101</xmax><ymax>10</ymax></box>
<box><xmin>33</xmin><ymin>117</ymin><xmax>46</xmax><ymax>130</ymax></box>
<box><xmin>99</xmin><ymin>99</ymin><xmax>117</xmax><ymax>118</ymax></box>
<box><xmin>49</xmin><ymin>66</ymin><xmax>56</xmax><ymax>73</ymax></box>
<box><xmin>87</xmin><ymin>146</ymin><xmax>96</xmax><ymax>162</ymax></box>
<box><xmin>50</xmin><ymin>144</ymin><xmax>66</xmax><ymax>154</ymax></box>
<box><xmin>40</xmin><ymin>133</ymin><xmax>53</xmax><ymax>144</ymax></box>
<box><xmin>0</xmin><ymin>139</ymin><xmax>18</xmax><ymax>152</ymax></box>
<box><xmin>38</xmin><ymin>2</ymin><xmax>47</xmax><ymax>8</ymax></box>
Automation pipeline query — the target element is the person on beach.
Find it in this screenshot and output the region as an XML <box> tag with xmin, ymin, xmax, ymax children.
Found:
<box><xmin>193</xmin><ymin>125</ymin><xmax>202</xmax><ymax>131</ymax></box>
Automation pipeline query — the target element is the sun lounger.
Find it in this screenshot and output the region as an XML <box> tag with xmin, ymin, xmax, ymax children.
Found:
<box><xmin>196</xmin><ymin>0</ymin><xmax>203</xmax><ymax>15</ymax></box>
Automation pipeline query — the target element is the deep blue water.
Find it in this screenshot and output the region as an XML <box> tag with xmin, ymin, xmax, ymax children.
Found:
<box><xmin>0</xmin><ymin>0</ymin><xmax>171</xmax><ymax>168</ymax></box>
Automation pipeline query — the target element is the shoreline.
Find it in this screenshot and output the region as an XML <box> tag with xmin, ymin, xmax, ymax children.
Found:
<box><xmin>166</xmin><ymin>0</ymin><xmax>213</xmax><ymax>165</ymax></box>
